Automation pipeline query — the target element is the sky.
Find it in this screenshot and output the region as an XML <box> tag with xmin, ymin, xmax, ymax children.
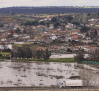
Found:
<box><xmin>0</xmin><ymin>0</ymin><xmax>99</xmax><ymax>8</ymax></box>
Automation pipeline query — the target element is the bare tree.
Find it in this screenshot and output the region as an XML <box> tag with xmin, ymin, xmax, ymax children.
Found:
<box><xmin>88</xmin><ymin>49</ymin><xmax>99</xmax><ymax>62</ymax></box>
<box><xmin>79</xmin><ymin>68</ymin><xmax>97</xmax><ymax>86</ymax></box>
<box><xmin>12</xmin><ymin>45</ymin><xmax>18</xmax><ymax>59</ymax></box>
<box><xmin>74</xmin><ymin>51</ymin><xmax>85</xmax><ymax>61</ymax></box>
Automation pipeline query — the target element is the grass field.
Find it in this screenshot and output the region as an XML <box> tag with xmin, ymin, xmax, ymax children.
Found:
<box><xmin>0</xmin><ymin>52</ymin><xmax>10</xmax><ymax>55</ymax></box>
<box><xmin>17</xmin><ymin>58</ymin><xmax>75</xmax><ymax>63</ymax></box>
<box><xmin>91</xmin><ymin>26</ymin><xmax>99</xmax><ymax>28</ymax></box>
<box><xmin>47</xmin><ymin>58</ymin><xmax>75</xmax><ymax>62</ymax></box>
<box><xmin>12</xmin><ymin>44</ymin><xmax>23</xmax><ymax>47</ymax></box>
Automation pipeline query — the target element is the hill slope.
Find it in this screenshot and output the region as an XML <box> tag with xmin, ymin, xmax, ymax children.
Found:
<box><xmin>0</xmin><ymin>7</ymin><xmax>99</xmax><ymax>14</ymax></box>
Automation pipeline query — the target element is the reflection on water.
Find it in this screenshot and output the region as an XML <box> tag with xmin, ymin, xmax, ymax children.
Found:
<box><xmin>0</xmin><ymin>61</ymin><xmax>79</xmax><ymax>87</ymax></box>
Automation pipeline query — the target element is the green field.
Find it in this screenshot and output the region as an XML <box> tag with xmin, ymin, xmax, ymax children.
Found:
<box><xmin>91</xmin><ymin>26</ymin><xmax>99</xmax><ymax>28</ymax></box>
<box><xmin>0</xmin><ymin>52</ymin><xmax>10</xmax><ymax>55</ymax></box>
<box><xmin>16</xmin><ymin>58</ymin><xmax>75</xmax><ymax>63</ymax></box>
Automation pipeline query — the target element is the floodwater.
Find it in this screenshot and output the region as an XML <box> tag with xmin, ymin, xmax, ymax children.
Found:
<box><xmin>0</xmin><ymin>61</ymin><xmax>98</xmax><ymax>87</ymax></box>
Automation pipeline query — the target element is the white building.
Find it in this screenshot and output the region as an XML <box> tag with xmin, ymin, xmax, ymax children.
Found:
<box><xmin>0</xmin><ymin>45</ymin><xmax>12</xmax><ymax>49</ymax></box>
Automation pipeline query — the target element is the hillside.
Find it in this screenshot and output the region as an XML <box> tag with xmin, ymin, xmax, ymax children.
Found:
<box><xmin>0</xmin><ymin>17</ymin><xmax>24</xmax><ymax>23</ymax></box>
<box><xmin>0</xmin><ymin>6</ymin><xmax>99</xmax><ymax>14</ymax></box>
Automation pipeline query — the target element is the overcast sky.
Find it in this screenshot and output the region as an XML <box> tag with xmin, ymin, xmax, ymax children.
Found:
<box><xmin>0</xmin><ymin>0</ymin><xmax>99</xmax><ymax>8</ymax></box>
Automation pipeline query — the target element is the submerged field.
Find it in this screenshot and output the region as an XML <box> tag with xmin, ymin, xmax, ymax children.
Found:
<box><xmin>0</xmin><ymin>61</ymin><xmax>99</xmax><ymax>87</ymax></box>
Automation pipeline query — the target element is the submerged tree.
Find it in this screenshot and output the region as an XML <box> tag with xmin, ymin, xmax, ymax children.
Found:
<box><xmin>79</xmin><ymin>68</ymin><xmax>97</xmax><ymax>86</ymax></box>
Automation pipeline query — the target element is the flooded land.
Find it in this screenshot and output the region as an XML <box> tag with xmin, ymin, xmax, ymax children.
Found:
<box><xmin>0</xmin><ymin>61</ymin><xmax>99</xmax><ymax>87</ymax></box>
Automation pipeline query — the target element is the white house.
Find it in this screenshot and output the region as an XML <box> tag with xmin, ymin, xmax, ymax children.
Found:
<box><xmin>50</xmin><ymin>34</ymin><xmax>57</xmax><ymax>40</ymax></box>
<box><xmin>0</xmin><ymin>45</ymin><xmax>12</xmax><ymax>49</ymax></box>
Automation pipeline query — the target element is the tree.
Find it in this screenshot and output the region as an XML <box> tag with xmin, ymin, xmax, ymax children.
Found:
<box><xmin>31</xmin><ymin>46</ymin><xmax>38</xmax><ymax>59</ymax></box>
<box><xmin>72</xmin><ymin>22</ymin><xmax>80</xmax><ymax>26</ymax></box>
<box><xmin>82</xmin><ymin>20</ymin><xmax>88</xmax><ymax>26</ymax></box>
<box><xmin>32</xmin><ymin>21</ymin><xmax>38</xmax><ymax>26</ymax></box>
<box><xmin>36</xmin><ymin>50</ymin><xmax>43</xmax><ymax>59</ymax></box>
<box><xmin>80</xmin><ymin>26</ymin><xmax>90</xmax><ymax>33</ymax></box>
<box><xmin>94</xmin><ymin>29</ymin><xmax>98</xmax><ymax>36</ymax></box>
<box><xmin>24</xmin><ymin>47</ymin><xmax>32</xmax><ymax>58</ymax></box>
<box><xmin>6</xmin><ymin>30</ymin><xmax>13</xmax><ymax>38</ymax></box>
<box><xmin>67</xmin><ymin>48</ymin><xmax>71</xmax><ymax>52</ymax></box>
<box><xmin>86</xmin><ymin>32</ymin><xmax>89</xmax><ymax>37</ymax></box>
<box><xmin>0</xmin><ymin>54</ymin><xmax>2</xmax><ymax>59</ymax></box>
<box><xmin>74</xmin><ymin>51</ymin><xmax>85</xmax><ymax>61</ymax></box>
<box><xmin>0</xmin><ymin>24</ymin><xmax>3</xmax><ymax>27</ymax></box>
<box><xmin>87</xmin><ymin>13</ymin><xmax>91</xmax><ymax>16</ymax></box>
<box><xmin>16</xmin><ymin>46</ymin><xmax>33</xmax><ymax>59</ymax></box>
<box><xmin>22</xmin><ymin>21</ymin><xmax>38</xmax><ymax>26</ymax></box>
<box><xmin>17</xmin><ymin>47</ymin><xmax>25</xmax><ymax>58</ymax></box>
<box><xmin>39</xmin><ymin>21</ymin><xmax>45</xmax><ymax>25</ymax></box>
<box><xmin>46</xmin><ymin>22</ymin><xmax>50</xmax><ymax>27</ymax></box>
<box><xmin>88</xmin><ymin>49</ymin><xmax>99</xmax><ymax>62</ymax></box>
<box><xmin>54</xmin><ymin>22</ymin><xmax>61</xmax><ymax>28</ymax></box>
<box><xmin>11</xmin><ymin>45</ymin><xmax>17</xmax><ymax>59</ymax></box>
<box><xmin>23</xmin><ymin>21</ymin><xmax>32</xmax><ymax>26</ymax></box>
<box><xmin>23</xmin><ymin>29</ymin><xmax>26</xmax><ymax>34</ymax></box>
<box><xmin>97</xmin><ymin>12</ymin><xmax>99</xmax><ymax>16</ymax></box>
<box><xmin>51</xmin><ymin>17</ymin><xmax>57</xmax><ymax>22</ymax></box>
<box><xmin>43</xmin><ymin>49</ymin><xmax>51</xmax><ymax>60</ymax></box>
<box><xmin>15</xmin><ymin>28</ymin><xmax>21</xmax><ymax>33</ymax></box>
<box><xmin>79</xmin><ymin>68</ymin><xmax>97</xmax><ymax>86</ymax></box>
<box><xmin>66</xmin><ymin>15</ymin><xmax>73</xmax><ymax>22</ymax></box>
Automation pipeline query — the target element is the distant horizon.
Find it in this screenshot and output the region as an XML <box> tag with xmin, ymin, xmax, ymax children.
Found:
<box><xmin>1</xmin><ymin>6</ymin><xmax>99</xmax><ymax>8</ymax></box>
<box><xmin>0</xmin><ymin>0</ymin><xmax>99</xmax><ymax>8</ymax></box>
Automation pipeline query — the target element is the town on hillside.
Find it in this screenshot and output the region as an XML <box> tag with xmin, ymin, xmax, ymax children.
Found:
<box><xmin>0</xmin><ymin>13</ymin><xmax>99</xmax><ymax>56</ymax></box>
<box><xmin>0</xmin><ymin>13</ymin><xmax>99</xmax><ymax>89</ymax></box>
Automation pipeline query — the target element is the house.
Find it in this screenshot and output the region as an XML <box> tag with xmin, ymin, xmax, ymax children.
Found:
<box><xmin>84</xmin><ymin>47</ymin><xmax>99</xmax><ymax>52</ymax></box>
<box><xmin>41</xmin><ymin>32</ymin><xmax>50</xmax><ymax>37</ymax></box>
<box><xmin>0</xmin><ymin>44</ymin><xmax>12</xmax><ymax>50</ymax></box>
<box><xmin>49</xmin><ymin>25</ymin><xmax>54</xmax><ymax>29</ymax></box>
<box><xmin>68</xmin><ymin>47</ymin><xmax>79</xmax><ymax>52</ymax></box>
<box><xmin>89</xmin><ymin>21</ymin><xmax>97</xmax><ymax>26</ymax></box>
<box><xmin>5</xmin><ymin>30</ymin><xmax>16</xmax><ymax>35</ymax></box>
<box><xmin>70</xmin><ymin>34</ymin><xmax>81</xmax><ymax>41</ymax></box>
<box><xmin>50</xmin><ymin>34</ymin><xmax>57</xmax><ymax>40</ymax></box>
<box><xmin>1</xmin><ymin>38</ymin><xmax>6</xmax><ymax>42</ymax></box>
<box><xmin>70</xmin><ymin>31</ymin><xmax>79</xmax><ymax>35</ymax></box>
<box><xmin>55</xmin><ymin>32</ymin><xmax>61</xmax><ymax>37</ymax></box>
<box><xmin>88</xmin><ymin>18</ymin><xmax>98</xmax><ymax>22</ymax></box>
<box><xmin>49</xmin><ymin>46</ymin><xmax>58</xmax><ymax>50</ymax></box>
<box><xmin>45</xmin><ymin>37</ymin><xmax>53</xmax><ymax>44</ymax></box>
<box><xmin>36</xmin><ymin>47</ymin><xmax>46</xmax><ymax>50</ymax></box>
<box><xmin>81</xmin><ymin>39</ymin><xmax>93</xmax><ymax>44</ymax></box>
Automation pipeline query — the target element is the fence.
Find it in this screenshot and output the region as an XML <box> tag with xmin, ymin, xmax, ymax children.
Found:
<box><xmin>77</xmin><ymin>60</ymin><xmax>99</xmax><ymax>64</ymax></box>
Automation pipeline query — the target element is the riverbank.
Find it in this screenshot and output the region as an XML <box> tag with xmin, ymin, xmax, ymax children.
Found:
<box><xmin>11</xmin><ymin>58</ymin><xmax>75</xmax><ymax>63</ymax></box>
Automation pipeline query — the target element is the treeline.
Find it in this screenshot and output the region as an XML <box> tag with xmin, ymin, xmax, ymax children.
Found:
<box><xmin>1</xmin><ymin>7</ymin><xmax>99</xmax><ymax>14</ymax></box>
<box><xmin>75</xmin><ymin>49</ymin><xmax>99</xmax><ymax>62</ymax></box>
<box><xmin>11</xmin><ymin>46</ymin><xmax>51</xmax><ymax>60</ymax></box>
<box><xmin>21</xmin><ymin>21</ymin><xmax>47</xmax><ymax>26</ymax></box>
<box><xmin>21</xmin><ymin>21</ymin><xmax>39</xmax><ymax>26</ymax></box>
